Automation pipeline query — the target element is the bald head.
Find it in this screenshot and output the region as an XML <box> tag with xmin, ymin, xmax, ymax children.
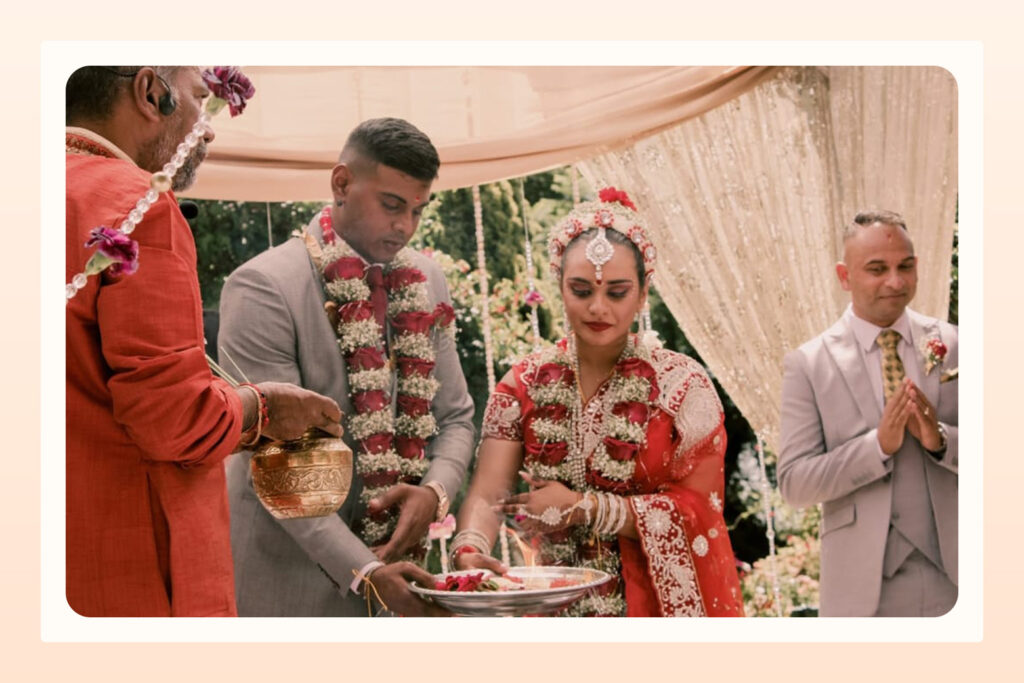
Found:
<box><xmin>836</xmin><ymin>212</ymin><xmax>918</xmax><ymax>327</ymax></box>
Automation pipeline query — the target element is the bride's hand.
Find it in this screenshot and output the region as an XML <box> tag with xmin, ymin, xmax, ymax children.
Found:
<box><xmin>495</xmin><ymin>471</ymin><xmax>583</xmax><ymax>532</ymax></box>
<box><xmin>452</xmin><ymin>550</ymin><xmax>507</xmax><ymax>574</ymax></box>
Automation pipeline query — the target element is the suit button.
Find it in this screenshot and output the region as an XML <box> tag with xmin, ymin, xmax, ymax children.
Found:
<box><xmin>892</xmin><ymin>511</ymin><xmax>901</xmax><ymax>521</ymax></box>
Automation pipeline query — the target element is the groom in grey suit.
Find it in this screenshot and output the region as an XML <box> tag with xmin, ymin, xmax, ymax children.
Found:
<box><xmin>218</xmin><ymin>118</ymin><xmax>474</xmax><ymax>616</ymax></box>
<box><xmin>779</xmin><ymin>210</ymin><xmax>957</xmax><ymax>617</ymax></box>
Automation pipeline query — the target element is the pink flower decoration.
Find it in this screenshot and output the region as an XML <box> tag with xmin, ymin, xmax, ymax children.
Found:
<box><xmin>84</xmin><ymin>226</ymin><xmax>139</xmax><ymax>276</ymax></box>
<box><xmin>525</xmin><ymin>289</ymin><xmax>544</xmax><ymax>306</ymax></box>
<box><xmin>202</xmin><ymin>66</ymin><xmax>255</xmax><ymax>117</ymax></box>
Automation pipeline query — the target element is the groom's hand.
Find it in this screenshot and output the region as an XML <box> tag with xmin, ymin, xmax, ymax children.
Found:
<box><xmin>368</xmin><ymin>562</ymin><xmax>451</xmax><ymax>617</ymax></box>
<box><xmin>368</xmin><ymin>483</ymin><xmax>437</xmax><ymax>563</ymax></box>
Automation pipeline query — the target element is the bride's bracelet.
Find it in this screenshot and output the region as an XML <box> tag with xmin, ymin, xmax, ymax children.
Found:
<box><xmin>450</xmin><ymin>529</ymin><xmax>492</xmax><ymax>563</ymax></box>
<box><xmin>518</xmin><ymin>493</ymin><xmax>594</xmax><ymax>528</ymax></box>
<box><xmin>592</xmin><ymin>492</ymin><xmax>628</xmax><ymax>536</ymax></box>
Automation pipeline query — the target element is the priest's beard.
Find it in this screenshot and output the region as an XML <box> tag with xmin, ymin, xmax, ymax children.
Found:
<box><xmin>138</xmin><ymin>133</ymin><xmax>208</xmax><ymax>192</ymax></box>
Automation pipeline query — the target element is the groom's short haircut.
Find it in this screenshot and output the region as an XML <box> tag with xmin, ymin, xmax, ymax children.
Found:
<box><xmin>843</xmin><ymin>209</ymin><xmax>908</xmax><ymax>243</ymax></box>
<box><xmin>338</xmin><ymin>117</ymin><xmax>440</xmax><ymax>183</ymax></box>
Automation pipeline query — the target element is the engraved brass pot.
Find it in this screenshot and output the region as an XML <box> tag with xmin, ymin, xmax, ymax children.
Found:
<box><xmin>250</xmin><ymin>429</ymin><xmax>353</xmax><ymax>519</ymax></box>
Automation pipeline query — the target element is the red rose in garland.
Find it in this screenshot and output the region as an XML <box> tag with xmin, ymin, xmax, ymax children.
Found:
<box><xmin>324</xmin><ymin>256</ymin><xmax>365</xmax><ymax>282</ymax></box>
<box><xmin>338</xmin><ymin>300</ymin><xmax>375</xmax><ymax>323</ymax></box>
<box><xmin>347</xmin><ymin>347</ymin><xmax>387</xmax><ymax>372</ymax></box>
<box><xmin>360</xmin><ymin>433</ymin><xmax>394</xmax><ymax>455</ymax></box>
<box><xmin>397</xmin><ymin>395</ymin><xmax>431</xmax><ymax>417</ymax></box>
<box><xmin>352</xmin><ymin>390</ymin><xmax>389</xmax><ymax>413</ymax></box>
<box><xmin>613</xmin><ymin>401</ymin><xmax>650</xmax><ymax>425</ymax></box>
<box><xmin>397</xmin><ymin>357</ymin><xmax>436</xmax><ymax>377</ymax></box>
<box><xmin>525</xmin><ymin>440</ymin><xmax>570</xmax><ymax>466</ymax></box>
<box><xmin>603</xmin><ymin>436</ymin><xmax>640</xmax><ymax>462</ymax></box>
<box><xmin>433</xmin><ymin>302</ymin><xmax>456</xmax><ymax>327</ymax></box>
<box><xmin>396</xmin><ymin>436</ymin><xmax>428</xmax><ymax>460</ymax></box>
<box><xmin>532</xmin><ymin>403</ymin><xmax>569</xmax><ymax>422</ymax></box>
<box><xmin>617</xmin><ymin>357</ymin><xmax>659</xmax><ymax>400</ymax></box>
<box><xmin>534</xmin><ymin>362</ymin><xmax>574</xmax><ymax>386</ymax></box>
<box><xmin>386</xmin><ymin>267</ymin><xmax>427</xmax><ymax>290</ymax></box>
<box><xmin>392</xmin><ymin>311</ymin><xmax>436</xmax><ymax>335</ymax></box>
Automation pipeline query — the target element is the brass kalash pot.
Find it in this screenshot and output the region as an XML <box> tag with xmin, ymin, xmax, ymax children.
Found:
<box><xmin>250</xmin><ymin>428</ymin><xmax>353</xmax><ymax>519</ymax></box>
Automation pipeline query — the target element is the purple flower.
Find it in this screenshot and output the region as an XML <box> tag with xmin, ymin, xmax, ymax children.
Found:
<box><xmin>202</xmin><ymin>66</ymin><xmax>255</xmax><ymax>117</ymax></box>
<box><xmin>84</xmin><ymin>226</ymin><xmax>139</xmax><ymax>276</ymax></box>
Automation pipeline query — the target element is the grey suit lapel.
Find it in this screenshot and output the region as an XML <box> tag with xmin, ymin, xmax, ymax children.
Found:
<box><xmin>822</xmin><ymin>317</ymin><xmax>881</xmax><ymax>425</ymax></box>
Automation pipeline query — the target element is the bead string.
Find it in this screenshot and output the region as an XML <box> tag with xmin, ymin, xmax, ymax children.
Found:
<box><xmin>516</xmin><ymin>179</ymin><xmax>542</xmax><ymax>350</ymax></box>
<box><xmin>66</xmin><ymin>112</ymin><xmax>212</xmax><ymax>303</ymax></box>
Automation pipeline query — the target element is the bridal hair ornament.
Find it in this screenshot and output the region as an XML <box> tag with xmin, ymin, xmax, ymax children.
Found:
<box><xmin>548</xmin><ymin>186</ymin><xmax>656</xmax><ymax>284</ymax></box>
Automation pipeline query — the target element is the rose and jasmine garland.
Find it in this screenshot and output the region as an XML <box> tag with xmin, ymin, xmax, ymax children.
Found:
<box><xmin>315</xmin><ymin>207</ymin><xmax>456</xmax><ymax>546</ymax></box>
<box><xmin>520</xmin><ymin>335</ymin><xmax>659</xmax><ymax>616</ymax></box>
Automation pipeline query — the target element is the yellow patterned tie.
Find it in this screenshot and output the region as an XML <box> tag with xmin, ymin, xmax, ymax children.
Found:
<box><xmin>877</xmin><ymin>329</ymin><xmax>905</xmax><ymax>402</ymax></box>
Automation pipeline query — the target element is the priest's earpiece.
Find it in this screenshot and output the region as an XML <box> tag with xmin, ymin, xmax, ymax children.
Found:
<box><xmin>154</xmin><ymin>75</ymin><xmax>177</xmax><ymax>116</ymax></box>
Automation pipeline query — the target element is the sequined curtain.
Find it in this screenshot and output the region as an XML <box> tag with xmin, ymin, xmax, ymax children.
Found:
<box><xmin>578</xmin><ymin>66</ymin><xmax>958</xmax><ymax>450</ymax></box>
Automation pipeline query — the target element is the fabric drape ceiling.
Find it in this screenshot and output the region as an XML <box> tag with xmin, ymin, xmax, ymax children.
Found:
<box><xmin>579</xmin><ymin>66</ymin><xmax>958</xmax><ymax>451</ymax></box>
<box><xmin>183</xmin><ymin>66</ymin><xmax>777</xmax><ymax>201</ymax></box>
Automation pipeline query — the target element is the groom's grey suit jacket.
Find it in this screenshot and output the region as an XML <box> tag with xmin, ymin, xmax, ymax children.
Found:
<box><xmin>778</xmin><ymin>308</ymin><xmax>957</xmax><ymax>616</ymax></box>
<box><xmin>218</xmin><ymin>229</ymin><xmax>475</xmax><ymax>617</ymax></box>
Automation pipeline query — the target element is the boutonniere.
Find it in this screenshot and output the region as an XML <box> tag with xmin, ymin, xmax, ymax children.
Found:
<box><xmin>919</xmin><ymin>334</ymin><xmax>948</xmax><ymax>376</ymax></box>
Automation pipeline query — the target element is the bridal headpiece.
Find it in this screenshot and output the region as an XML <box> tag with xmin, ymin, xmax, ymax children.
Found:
<box><xmin>548</xmin><ymin>187</ymin><xmax>656</xmax><ymax>283</ymax></box>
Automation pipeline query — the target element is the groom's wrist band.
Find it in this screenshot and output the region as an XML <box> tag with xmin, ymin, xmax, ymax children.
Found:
<box><xmin>423</xmin><ymin>481</ymin><xmax>450</xmax><ymax>521</ymax></box>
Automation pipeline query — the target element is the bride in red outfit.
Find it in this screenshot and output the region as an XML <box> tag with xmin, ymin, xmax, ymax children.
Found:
<box><xmin>451</xmin><ymin>188</ymin><xmax>744</xmax><ymax>617</ymax></box>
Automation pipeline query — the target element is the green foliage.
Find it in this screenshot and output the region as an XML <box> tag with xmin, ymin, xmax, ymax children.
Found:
<box><xmin>189</xmin><ymin>200</ymin><xmax>321</xmax><ymax>308</ymax></box>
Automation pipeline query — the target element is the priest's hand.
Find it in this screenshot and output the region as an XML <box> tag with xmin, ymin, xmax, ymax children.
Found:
<box><xmin>367</xmin><ymin>562</ymin><xmax>451</xmax><ymax>617</ymax></box>
<box><xmin>258</xmin><ymin>382</ymin><xmax>343</xmax><ymax>441</ymax></box>
<box><xmin>368</xmin><ymin>484</ymin><xmax>437</xmax><ymax>563</ymax></box>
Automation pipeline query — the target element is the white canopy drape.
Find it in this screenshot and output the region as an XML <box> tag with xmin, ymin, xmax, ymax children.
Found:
<box><xmin>579</xmin><ymin>66</ymin><xmax>958</xmax><ymax>450</ymax></box>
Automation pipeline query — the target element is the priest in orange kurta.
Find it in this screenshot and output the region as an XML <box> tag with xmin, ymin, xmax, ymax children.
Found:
<box><xmin>64</xmin><ymin>66</ymin><xmax>343</xmax><ymax>616</ymax></box>
<box><xmin>66</xmin><ymin>126</ymin><xmax>246</xmax><ymax>616</ymax></box>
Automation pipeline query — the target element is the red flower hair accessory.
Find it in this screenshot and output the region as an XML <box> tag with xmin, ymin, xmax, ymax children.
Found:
<box><xmin>548</xmin><ymin>187</ymin><xmax>655</xmax><ymax>280</ymax></box>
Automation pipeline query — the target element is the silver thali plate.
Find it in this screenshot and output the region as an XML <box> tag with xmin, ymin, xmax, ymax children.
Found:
<box><xmin>409</xmin><ymin>566</ymin><xmax>611</xmax><ymax>617</ymax></box>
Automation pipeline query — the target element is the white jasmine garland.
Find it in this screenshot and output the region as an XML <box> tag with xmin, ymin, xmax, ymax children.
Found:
<box><xmin>388</xmin><ymin>288</ymin><xmax>431</xmax><ymax>315</ymax></box>
<box><xmin>531</xmin><ymin>418</ymin><xmax>572</xmax><ymax>443</ymax></box>
<box><xmin>398</xmin><ymin>375</ymin><xmax>441</xmax><ymax>399</ymax></box>
<box><xmin>591</xmin><ymin>444</ymin><xmax>638</xmax><ymax>481</ymax></box>
<box><xmin>349</xmin><ymin>367</ymin><xmax>392</xmax><ymax>392</ymax></box>
<box><xmin>348</xmin><ymin>410</ymin><xmax>395</xmax><ymax>440</ymax></box>
<box><xmin>605</xmin><ymin>415</ymin><xmax>646</xmax><ymax>443</ymax></box>
<box><xmin>615</xmin><ymin>375</ymin><xmax>652</xmax><ymax>403</ymax></box>
<box><xmin>392</xmin><ymin>332</ymin><xmax>435</xmax><ymax>359</ymax></box>
<box><xmin>325</xmin><ymin>278</ymin><xmax>371</xmax><ymax>303</ymax></box>
<box><xmin>531</xmin><ymin>383</ymin><xmax>576</xmax><ymax>406</ymax></box>
<box><xmin>337</xmin><ymin>320</ymin><xmax>383</xmax><ymax>353</ymax></box>
<box><xmin>395</xmin><ymin>413</ymin><xmax>438</xmax><ymax>439</ymax></box>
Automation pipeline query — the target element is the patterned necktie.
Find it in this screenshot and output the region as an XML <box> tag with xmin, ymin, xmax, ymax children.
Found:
<box><xmin>364</xmin><ymin>264</ymin><xmax>388</xmax><ymax>332</ymax></box>
<box><xmin>877</xmin><ymin>329</ymin><xmax>905</xmax><ymax>402</ymax></box>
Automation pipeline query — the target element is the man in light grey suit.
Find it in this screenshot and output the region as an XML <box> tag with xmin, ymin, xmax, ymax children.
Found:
<box><xmin>219</xmin><ymin>118</ymin><xmax>474</xmax><ymax>616</ymax></box>
<box><xmin>779</xmin><ymin>210</ymin><xmax>957</xmax><ymax>617</ymax></box>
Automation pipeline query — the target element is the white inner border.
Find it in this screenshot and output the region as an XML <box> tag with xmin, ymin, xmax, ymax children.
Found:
<box><xmin>42</xmin><ymin>40</ymin><xmax>982</xmax><ymax>643</ymax></box>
